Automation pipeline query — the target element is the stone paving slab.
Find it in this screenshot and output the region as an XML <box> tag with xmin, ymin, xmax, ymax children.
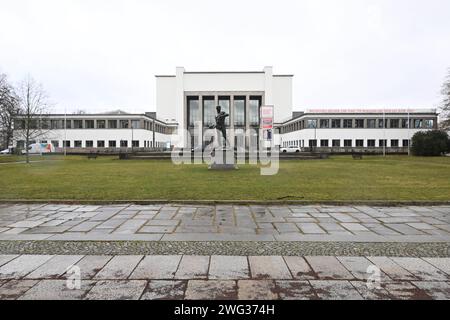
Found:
<box><xmin>209</xmin><ymin>256</ymin><xmax>249</xmax><ymax>280</ymax></box>
<box><xmin>19</xmin><ymin>279</ymin><xmax>96</xmax><ymax>300</ymax></box>
<box><xmin>130</xmin><ymin>255</ymin><xmax>181</xmax><ymax>279</ymax></box>
<box><xmin>0</xmin><ymin>204</ymin><xmax>448</xmax><ymax>243</ymax></box>
<box><xmin>304</xmin><ymin>256</ymin><xmax>354</xmax><ymax>280</ymax></box>
<box><xmin>85</xmin><ymin>280</ymin><xmax>147</xmax><ymax>300</ymax></box>
<box><xmin>93</xmin><ymin>255</ymin><xmax>143</xmax><ymax>280</ymax></box>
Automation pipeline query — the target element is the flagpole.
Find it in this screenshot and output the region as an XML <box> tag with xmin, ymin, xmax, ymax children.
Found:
<box><xmin>383</xmin><ymin>108</ymin><xmax>386</xmax><ymax>157</ymax></box>
<box><xmin>64</xmin><ymin>107</ymin><xmax>67</xmax><ymax>157</ymax></box>
<box><xmin>407</xmin><ymin>108</ymin><xmax>410</xmax><ymax>156</ymax></box>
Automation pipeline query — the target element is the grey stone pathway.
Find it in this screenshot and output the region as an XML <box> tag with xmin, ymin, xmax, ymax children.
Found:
<box><xmin>0</xmin><ymin>254</ymin><xmax>449</xmax><ymax>300</ymax></box>
<box><xmin>0</xmin><ymin>204</ymin><xmax>449</xmax><ymax>242</ymax></box>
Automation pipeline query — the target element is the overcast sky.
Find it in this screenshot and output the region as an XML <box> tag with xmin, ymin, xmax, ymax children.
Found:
<box><xmin>1</xmin><ymin>0</ymin><xmax>449</xmax><ymax>114</ymax></box>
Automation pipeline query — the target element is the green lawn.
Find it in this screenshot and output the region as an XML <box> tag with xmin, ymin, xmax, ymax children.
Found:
<box><xmin>0</xmin><ymin>155</ymin><xmax>449</xmax><ymax>201</ymax></box>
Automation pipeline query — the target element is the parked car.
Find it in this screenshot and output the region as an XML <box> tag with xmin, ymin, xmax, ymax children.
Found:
<box><xmin>1</xmin><ymin>148</ymin><xmax>12</xmax><ymax>154</ymax></box>
<box><xmin>280</xmin><ymin>146</ymin><xmax>301</xmax><ymax>153</ymax></box>
<box><xmin>22</xmin><ymin>143</ymin><xmax>55</xmax><ymax>154</ymax></box>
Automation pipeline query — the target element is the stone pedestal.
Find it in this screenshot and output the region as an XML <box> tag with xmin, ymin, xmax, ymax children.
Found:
<box><xmin>208</xmin><ymin>148</ymin><xmax>238</xmax><ymax>170</ymax></box>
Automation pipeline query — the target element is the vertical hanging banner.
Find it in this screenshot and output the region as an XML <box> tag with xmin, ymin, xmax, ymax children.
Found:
<box><xmin>260</xmin><ymin>105</ymin><xmax>274</xmax><ymax>148</ymax></box>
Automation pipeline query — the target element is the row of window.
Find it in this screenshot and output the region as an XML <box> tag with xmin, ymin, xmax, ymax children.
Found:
<box><xmin>14</xmin><ymin>119</ymin><xmax>170</xmax><ymax>134</ymax></box>
<box><xmin>283</xmin><ymin>139</ymin><xmax>410</xmax><ymax>148</ymax></box>
<box><xmin>282</xmin><ymin>118</ymin><xmax>435</xmax><ymax>134</ymax></box>
<box><xmin>17</xmin><ymin>140</ymin><xmax>166</xmax><ymax>148</ymax></box>
<box><xmin>187</xmin><ymin>95</ymin><xmax>262</xmax><ymax>128</ymax></box>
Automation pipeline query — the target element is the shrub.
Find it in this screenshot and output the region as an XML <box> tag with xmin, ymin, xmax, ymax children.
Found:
<box><xmin>411</xmin><ymin>130</ymin><xmax>450</xmax><ymax>156</ymax></box>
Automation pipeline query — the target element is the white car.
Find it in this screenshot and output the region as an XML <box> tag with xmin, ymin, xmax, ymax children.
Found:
<box><xmin>281</xmin><ymin>146</ymin><xmax>301</xmax><ymax>153</ymax></box>
<box><xmin>0</xmin><ymin>148</ymin><xmax>12</xmax><ymax>154</ymax></box>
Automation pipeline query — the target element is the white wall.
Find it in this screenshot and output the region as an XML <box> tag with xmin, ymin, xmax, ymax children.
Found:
<box><xmin>156</xmin><ymin>77</ymin><xmax>177</xmax><ymax>123</ymax></box>
<box><xmin>156</xmin><ymin>67</ymin><xmax>294</xmax><ymax>134</ymax></box>
<box><xmin>14</xmin><ymin>129</ymin><xmax>171</xmax><ymax>148</ymax></box>
<box><xmin>281</xmin><ymin>128</ymin><xmax>430</xmax><ymax>147</ymax></box>
<box><xmin>183</xmin><ymin>73</ymin><xmax>265</xmax><ymax>92</ymax></box>
<box><xmin>273</xmin><ymin>76</ymin><xmax>293</xmax><ymax>123</ymax></box>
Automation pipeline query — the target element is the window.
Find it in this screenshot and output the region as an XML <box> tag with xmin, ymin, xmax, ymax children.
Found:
<box><xmin>309</xmin><ymin>139</ymin><xmax>317</xmax><ymax>147</ymax></box>
<box><xmin>74</xmin><ymin>140</ymin><xmax>82</xmax><ymax>147</ymax></box>
<box><xmin>249</xmin><ymin>96</ymin><xmax>261</xmax><ymax>127</ymax></box>
<box><xmin>367</xmin><ymin>119</ymin><xmax>376</xmax><ymax>128</ymax></box>
<box><xmin>132</xmin><ymin>140</ymin><xmax>139</xmax><ymax>148</ymax></box>
<box><xmin>320</xmin><ymin>140</ymin><xmax>329</xmax><ymax>147</ymax></box>
<box><xmin>401</xmin><ymin>119</ymin><xmax>409</xmax><ymax>128</ymax></box>
<box><xmin>307</xmin><ymin>119</ymin><xmax>317</xmax><ymax>128</ymax></box>
<box><xmin>74</xmin><ymin>120</ymin><xmax>83</xmax><ymax>129</ymax></box>
<box><xmin>86</xmin><ymin>141</ymin><xmax>94</xmax><ymax>148</ymax></box>
<box><xmin>108</xmin><ymin>120</ymin><xmax>117</xmax><ymax>128</ymax></box>
<box><xmin>120</xmin><ymin>140</ymin><xmax>128</xmax><ymax>147</ymax></box>
<box><xmin>390</xmin><ymin>119</ymin><xmax>400</xmax><ymax>128</ymax></box>
<box><xmin>15</xmin><ymin>120</ymin><xmax>25</xmax><ymax>129</ymax></box>
<box><xmin>120</xmin><ymin>120</ymin><xmax>129</xmax><ymax>129</ymax></box>
<box><xmin>332</xmin><ymin>140</ymin><xmax>340</xmax><ymax>147</ymax></box>
<box><xmin>187</xmin><ymin>96</ymin><xmax>200</xmax><ymax>127</ymax></box>
<box><xmin>319</xmin><ymin>119</ymin><xmax>329</xmax><ymax>128</ymax></box>
<box><xmin>356</xmin><ymin>140</ymin><xmax>364</xmax><ymax>147</ymax></box>
<box><xmin>391</xmin><ymin>139</ymin><xmax>399</xmax><ymax>147</ymax></box>
<box><xmin>424</xmin><ymin>119</ymin><xmax>434</xmax><ymax>128</ymax></box>
<box><xmin>343</xmin><ymin>119</ymin><xmax>353</xmax><ymax>128</ymax></box>
<box><xmin>108</xmin><ymin>140</ymin><xmax>116</xmax><ymax>148</ymax></box>
<box><xmin>344</xmin><ymin>140</ymin><xmax>352</xmax><ymax>147</ymax></box>
<box><xmin>63</xmin><ymin>140</ymin><xmax>70</xmax><ymax>148</ymax></box>
<box><xmin>41</xmin><ymin>120</ymin><xmax>49</xmax><ymax>129</ymax></box>
<box><xmin>63</xmin><ymin>120</ymin><xmax>72</xmax><ymax>129</ymax></box>
<box><xmin>403</xmin><ymin>139</ymin><xmax>409</xmax><ymax>147</ymax></box>
<box><xmin>378</xmin><ymin>119</ymin><xmax>387</xmax><ymax>128</ymax></box>
<box><xmin>131</xmin><ymin>120</ymin><xmax>140</xmax><ymax>129</ymax></box>
<box><xmin>331</xmin><ymin>119</ymin><xmax>341</xmax><ymax>128</ymax></box>
<box><xmin>97</xmin><ymin>120</ymin><xmax>106</xmax><ymax>129</ymax></box>
<box><xmin>367</xmin><ymin>140</ymin><xmax>375</xmax><ymax>147</ymax></box>
<box><xmin>218</xmin><ymin>96</ymin><xmax>230</xmax><ymax>126</ymax></box>
<box><xmin>85</xmin><ymin>120</ymin><xmax>94</xmax><ymax>129</ymax></box>
<box><xmin>97</xmin><ymin>141</ymin><xmax>105</xmax><ymax>148</ymax></box>
<box><xmin>234</xmin><ymin>96</ymin><xmax>246</xmax><ymax>127</ymax></box>
<box><xmin>379</xmin><ymin>139</ymin><xmax>387</xmax><ymax>147</ymax></box>
<box><xmin>355</xmin><ymin>119</ymin><xmax>364</xmax><ymax>128</ymax></box>
<box><xmin>51</xmin><ymin>120</ymin><xmax>60</xmax><ymax>129</ymax></box>
<box><xmin>51</xmin><ymin>140</ymin><xmax>59</xmax><ymax>148</ymax></box>
<box><xmin>203</xmin><ymin>96</ymin><xmax>215</xmax><ymax>128</ymax></box>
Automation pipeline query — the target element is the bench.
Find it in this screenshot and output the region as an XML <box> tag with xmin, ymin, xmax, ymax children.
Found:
<box><xmin>352</xmin><ymin>153</ymin><xmax>363</xmax><ymax>160</ymax></box>
<box><xmin>87</xmin><ymin>153</ymin><xmax>98</xmax><ymax>159</ymax></box>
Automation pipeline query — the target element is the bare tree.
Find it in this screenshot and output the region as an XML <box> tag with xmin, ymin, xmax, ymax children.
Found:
<box><xmin>15</xmin><ymin>76</ymin><xmax>52</xmax><ymax>163</ymax></box>
<box><xmin>440</xmin><ymin>68</ymin><xmax>450</xmax><ymax>130</ymax></box>
<box><xmin>0</xmin><ymin>73</ymin><xmax>19</xmax><ymax>150</ymax></box>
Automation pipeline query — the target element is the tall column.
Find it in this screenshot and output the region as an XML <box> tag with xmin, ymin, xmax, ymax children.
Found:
<box><xmin>264</xmin><ymin>66</ymin><xmax>273</xmax><ymax>106</ymax></box>
<box><xmin>175</xmin><ymin>67</ymin><xmax>185</xmax><ymax>148</ymax></box>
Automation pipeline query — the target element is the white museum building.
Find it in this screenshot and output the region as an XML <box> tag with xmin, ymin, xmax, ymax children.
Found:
<box><xmin>13</xmin><ymin>67</ymin><xmax>438</xmax><ymax>153</ymax></box>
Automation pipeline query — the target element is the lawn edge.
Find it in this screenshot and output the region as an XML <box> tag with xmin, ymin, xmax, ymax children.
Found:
<box><xmin>0</xmin><ymin>199</ymin><xmax>450</xmax><ymax>206</ymax></box>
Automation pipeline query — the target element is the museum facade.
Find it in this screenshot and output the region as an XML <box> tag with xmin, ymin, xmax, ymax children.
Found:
<box><xmin>12</xmin><ymin>67</ymin><xmax>438</xmax><ymax>153</ymax></box>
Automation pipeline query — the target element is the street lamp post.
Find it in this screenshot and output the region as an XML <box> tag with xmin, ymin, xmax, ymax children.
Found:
<box><xmin>131</xmin><ymin>125</ymin><xmax>134</xmax><ymax>153</ymax></box>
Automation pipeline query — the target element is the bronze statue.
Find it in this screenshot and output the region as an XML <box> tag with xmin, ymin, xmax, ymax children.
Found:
<box><xmin>209</xmin><ymin>106</ymin><xmax>229</xmax><ymax>148</ymax></box>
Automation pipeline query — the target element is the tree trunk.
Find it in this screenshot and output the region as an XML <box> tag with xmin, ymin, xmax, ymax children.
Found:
<box><xmin>26</xmin><ymin>128</ymin><xmax>29</xmax><ymax>164</ymax></box>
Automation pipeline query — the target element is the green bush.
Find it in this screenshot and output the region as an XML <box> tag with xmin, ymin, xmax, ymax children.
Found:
<box><xmin>411</xmin><ymin>130</ymin><xmax>450</xmax><ymax>156</ymax></box>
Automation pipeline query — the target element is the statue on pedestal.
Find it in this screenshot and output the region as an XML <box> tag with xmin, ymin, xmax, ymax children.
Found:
<box><xmin>209</xmin><ymin>106</ymin><xmax>229</xmax><ymax>149</ymax></box>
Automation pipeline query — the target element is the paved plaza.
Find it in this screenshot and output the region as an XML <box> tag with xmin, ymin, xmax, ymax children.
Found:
<box><xmin>0</xmin><ymin>254</ymin><xmax>449</xmax><ymax>300</ymax></box>
<box><xmin>0</xmin><ymin>203</ymin><xmax>449</xmax><ymax>242</ymax></box>
<box><xmin>0</xmin><ymin>203</ymin><xmax>449</xmax><ymax>300</ymax></box>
